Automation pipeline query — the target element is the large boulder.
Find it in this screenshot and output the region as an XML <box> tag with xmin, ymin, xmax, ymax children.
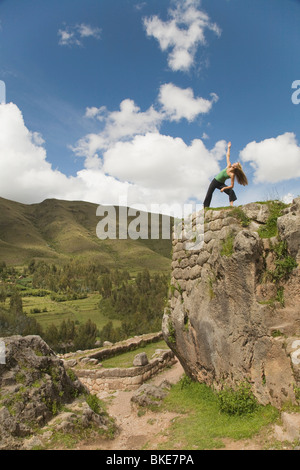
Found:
<box><xmin>163</xmin><ymin>200</ymin><xmax>300</xmax><ymax>408</ymax></box>
<box><xmin>133</xmin><ymin>352</ymin><xmax>149</xmax><ymax>366</ymax></box>
<box><xmin>0</xmin><ymin>335</ymin><xmax>114</xmax><ymax>449</ymax></box>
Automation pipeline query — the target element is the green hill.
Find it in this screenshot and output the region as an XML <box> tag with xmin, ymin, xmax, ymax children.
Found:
<box><xmin>0</xmin><ymin>197</ymin><xmax>173</xmax><ymax>274</ymax></box>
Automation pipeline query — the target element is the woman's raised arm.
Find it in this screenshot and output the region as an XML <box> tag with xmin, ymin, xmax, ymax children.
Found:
<box><xmin>226</xmin><ymin>141</ymin><xmax>231</xmax><ymax>168</ymax></box>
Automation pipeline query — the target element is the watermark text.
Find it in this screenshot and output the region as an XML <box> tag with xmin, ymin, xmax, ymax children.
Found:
<box><xmin>96</xmin><ymin>201</ymin><xmax>204</xmax><ymax>251</ymax></box>
<box><xmin>0</xmin><ymin>340</ymin><xmax>6</xmax><ymax>364</ymax></box>
<box><xmin>0</xmin><ymin>80</ymin><xmax>6</xmax><ymax>104</ymax></box>
<box><xmin>291</xmin><ymin>80</ymin><xmax>300</xmax><ymax>105</ymax></box>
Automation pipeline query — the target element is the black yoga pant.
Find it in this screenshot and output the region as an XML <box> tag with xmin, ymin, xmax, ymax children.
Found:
<box><xmin>203</xmin><ymin>178</ymin><xmax>237</xmax><ymax>208</ymax></box>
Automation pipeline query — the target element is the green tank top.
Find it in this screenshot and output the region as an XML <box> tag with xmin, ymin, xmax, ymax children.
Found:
<box><xmin>215</xmin><ymin>168</ymin><xmax>229</xmax><ymax>184</ymax></box>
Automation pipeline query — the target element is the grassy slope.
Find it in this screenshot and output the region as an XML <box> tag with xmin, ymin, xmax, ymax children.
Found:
<box><xmin>157</xmin><ymin>380</ymin><xmax>279</xmax><ymax>450</ymax></box>
<box><xmin>0</xmin><ymin>197</ymin><xmax>172</xmax><ymax>274</ymax></box>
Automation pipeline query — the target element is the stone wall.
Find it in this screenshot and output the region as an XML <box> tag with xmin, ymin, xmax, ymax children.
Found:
<box><xmin>75</xmin><ymin>350</ymin><xmax>176</xmax><ymax>395</ymax></box>
<box><xmin>60</xmin><ymin>332</ymin><xmax>176</xmax><ymax>395</ymax></box>
<box><xmin>163</xmin><ymin>199</ymin><xmax>300</xmax><ymax>408</ymax></box>
<box><xmin>89</xmin><ymin>332</ymin><xmax>163</xmax><ymax>361</ymax></box>
<box><xmin>61</xmin><ymin>332</ymin><xmax>163</xmax><ymax>365</ymax></box>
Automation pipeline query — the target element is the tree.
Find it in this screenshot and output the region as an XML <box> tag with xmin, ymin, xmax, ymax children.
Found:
<box><xmin>45</xmin><ymin>324</ymin><xmax>60</xmax><ymax>349</ymax></box>
<box><xmin>99</xmin><ymin>320</ymin><xmax>124</xmax><ymax>344</ymax></box>
<box><xmin>98</xmin><ymin>275</ymin><xmax>112</xmax><ymax>299</ymax></box>
<box><xmin>74</xmin><ymin>319</ymin><xmax>98</xmax><ymax>351</ymax></box>
<box><xmin>0</xmin><ymin>287</ymin><xmax>7</xmax><ymax>303</ymax></box>
<box><xmin>28</xmin><ymin>259</ymin><xmax>36</xmax><ymax>274</ymax></box>
<box><xmin>9</xmin><ymin>289</ymin><xmax>23</xmax><ymax>314</ymax></box>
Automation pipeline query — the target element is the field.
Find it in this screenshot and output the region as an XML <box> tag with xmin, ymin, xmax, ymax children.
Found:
<box><xmin>18</xmin><ymin>293</ymin><xmax>121</xmax><ymax>332</ymax></box>
<box><xmin>1</xmin><ymin>258</ymin><xmax>169</xmax><ymax>352</ymax></box>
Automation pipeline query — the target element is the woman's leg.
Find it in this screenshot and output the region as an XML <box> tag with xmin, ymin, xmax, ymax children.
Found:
<box><xmin>203</xmin><ymin>179</ymin><xmax>219</xmax><ymax>208</ymax></box>
<box><xmin>222</xmin><ymin>186</ymin><xmax>237</xmax><ymax>205</ymax></box>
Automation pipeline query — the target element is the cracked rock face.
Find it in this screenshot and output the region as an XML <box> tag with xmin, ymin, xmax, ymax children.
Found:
<box><xmin>163</xmin><ymin>199</ymin><xmax>300</xmax><ymax>408</ymax></box>
<box><xmin>0</xmin><ymin>335</ymin><xmax>110</xmax><ymax>450</ymax></box>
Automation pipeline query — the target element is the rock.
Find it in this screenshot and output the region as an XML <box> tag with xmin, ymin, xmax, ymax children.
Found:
<box><xmin>103</xmin><ymin>341</ymin><xmax>113</xmax><ymax>347</ymax></box>
<box><xmin>133</xmin><ymin>352</ymin><xmax>149</xmax><ymax>366</ymax></box>
<box><xmin>55</xmin><ymin>412</ymin><xmax>77</xmax><ymax>432</ymax></box>
<box><xmin>159</xmin><ymin>379</ymin><xmax>172</xmax><ymax>390</ymax></box>
<box><xmin>80</xmin><ymin>357</ymin><xmax>90</xmax><ymax>364</ymax></box>
<box><xmin>274</xmin><ymin>412</ymin><xmax>300</xmax><ymax>443</ymax></box>
<box><xmin>0</xmin><ymin>335</ymin><xmax>83</xmax><ymax>449</ymax></box>
<box><xmin>243</xmin><ymin>202</ymin><xmax>270</xmax><ymax>223</ymax></box>
<box><xmin>88</xmin><ymin>358</ymin><xmax>99</xmax><ymax>365</ymax></box>
<box><xmin>64</xmin><ymin>359</ymin><xmax>77</xmax><ymax>367</ymax></box>
<box><xmin>131</xmin><ymin>383</ymin><xmax>168</xmax><ymax>407</ymax></box>
<box><xmin>164</xmin><ymin>201</ymin><xmax>300</xmax><ymax>408</ymax></box>
<box><xmin>281</xmin><ymin>412</ymin><xmax>300</xmax><ymax>441</ymax></box>
<box><xmin>80</xmin><ymin>357</ymin><xmax>98</xmax><ymax>365</ymax></box>
<box><xmin>0</xmin><ymin>335</ymin><xmax>114</xmax><ymax>450</ymax></box>
<box><xmin>233</xmin><ymin>229</ymin><xmax>263</xmax><ymax>258</ymax></box>
<box><xmin>277</xmin><ymin>197</ymin><xmax>300</xmax><ymax>259</ymax></box>
<box><xmin>151</xmin><ymin>349</ymin><xmax>170</xmax><ymax>359</ymax></box>
<box><xmin>22</xmin><ymin>436</ymin><xmax>43</xmax><ymax>451</ymax></box>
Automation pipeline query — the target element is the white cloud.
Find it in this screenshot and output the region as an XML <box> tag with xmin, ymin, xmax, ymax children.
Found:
<box><xmin>77</xmin><ymin>83</ymin><xmax>216</xmax><ymax>160</ymax></box>
<box><xmin>240</xmin><ymin>132</ymin><xmax>300</xmax><ymax>183</ymax></box>
<box><xmin>0</xmin><ymin>103</ymin><xmax>76</xmax><ymax>203</ymax></box>
<box><xmin>75</xmin><ymin>98</ymin><xmax>164</xmax><ymax>161</ymax></box>
<box><xmin>102</xmin><ymin>133</ymin><xmax>225</xmax><ymax>198</ymax></box>
<box><xmin>104</xmin><ymin>99</ymin><xmax>163</xmax><ymax>142</ymax></box>
<box><xmin>143</xmin><ymin>0</ymin><xmax>221</xmax><ymax>71</ymax></box>
<box><xmin>58</xmin><ymin>23</ymin><xmax>101</xmax><ymax>47</ymax></box>
<box><xmin>0</xmin><ymin>101</ymin><xmax>226</xmax><ymax>213</ymax></box>
<box><xmin>282</xmin><ymin>193</ymin><xmax>294</xmax><ymax>204</ymax></box>
<box><xmin>77</xmin><ymin>24</ymin><xmax>101</xmax><ymax>39</ymax></box>
<box><xmin>85</xmin><ymin>106</ymin><xmax>107</xmax><ymax>120</ymax></box>
<box><xmin>58</xmin><ymin>29</ymin><xmax>80</xmax><ymax>47</ymax></box>
<box><xmin>158</xmin><ymin>83</ymin><xmax>218</xmax><ymax>121</ymax></box>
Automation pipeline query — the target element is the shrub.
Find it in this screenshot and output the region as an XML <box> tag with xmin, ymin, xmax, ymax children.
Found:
<box><xmin>272</xmin><ymin>242</ymin><xmax>297</xmax><ymax>282</ymax></box>
<box><xmin>217</xmin><ymin>382</ymin><xmax>259</xmax><ymax>416</ymax></box>
<box><xmin>180</xmin><ymin>374</ymin><xmax>194</xmax><ymax>389</ymax></box>
<box><xmin>85</xmin><ymin>393</ymin><xmax>103</xmax><ymax>415</ymax></box>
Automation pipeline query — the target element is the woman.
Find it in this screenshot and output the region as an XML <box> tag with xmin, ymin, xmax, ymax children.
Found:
<box><xmin>203</xmin><ymin>142</ymin><xmax>248</xmax><ymax>208</ymax></box>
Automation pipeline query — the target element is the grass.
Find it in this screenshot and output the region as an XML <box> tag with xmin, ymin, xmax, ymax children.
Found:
<box><xmin>20</xmin><ymin>293</ymin><xmax>122</xmax><ymax>332</ymax></box>
<box><xmin>230</xmin><ymin>207</ymin><xmax>251</xmax><ymax>227</ymax></box>
<box><xmin>271</xmin><ymin>241</ymin><xmax>298</xmax><ymax>282</ymax></box>
<box><xmin>220</xmin><ymin>233</ymin><xmax>234</xmax><ymax>257</ymax></box>
<box><xmin>156</xmin><ymin>377</ymin><xmax>279</xmax><ymax>450</ymax></box>
<box><xmin>258</xmin><ymin>201</ymin><xmax>288</xmax><ymax>238</ymax></box>
<box><xmin>100</xmin><ymin>340</ymin><xmax>167</xmax><ymax>368</ymax></box>
<box><xmin>205</xmin><ymin>206</ymin><xmax>232</xmax><ymax>211</ymax></box>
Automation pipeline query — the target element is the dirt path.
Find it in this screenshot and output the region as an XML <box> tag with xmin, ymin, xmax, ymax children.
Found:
<box><xmin>77</xmin><ymin>361</ymin><xmax>288</xmax><ymax>451</ymax></box>
<box><xmin>78</xmin><ymin>361</ymin><xmax>185</xmax><ymax>450</ymax></box>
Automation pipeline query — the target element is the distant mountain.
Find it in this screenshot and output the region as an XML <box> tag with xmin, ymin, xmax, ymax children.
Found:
<box><xmin>0</xmin><ymin>197</ymin><xmax>173</xmax><ymax>273</ymax></box>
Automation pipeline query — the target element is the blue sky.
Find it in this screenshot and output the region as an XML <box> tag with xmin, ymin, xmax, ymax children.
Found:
<box><xmin>0</xmin><ymin>0</ymin><xmax>299</xmax><ymax>212</ymax></box>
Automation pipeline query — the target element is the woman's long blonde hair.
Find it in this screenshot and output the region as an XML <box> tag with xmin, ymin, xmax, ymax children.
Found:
<box><xmin>233</xmin><ymin>163</ymin><xmax>248</xmax><ymax>186</ymax></box>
